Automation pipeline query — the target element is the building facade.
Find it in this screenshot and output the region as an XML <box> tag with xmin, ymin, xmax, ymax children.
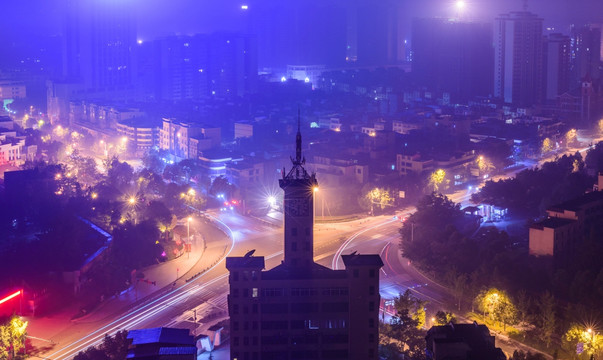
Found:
<box><xmin>544</xmin><ymin>33</ymin><xmax>571</xmax><ymax>101</ymax></box>
<box><xmin>159</xmin><ymin>118</ymin><xmax>221</xmax><ymax>160</ymax></box>
<box><xmin>226</xmin><ymin>119</ymin><xmax>383</xmax><ymax>360</ymax></box>
<box><xmin>412</xmin><ymin>18</ymin><xmax>493</xmax><ymax>103</ymax></box>
<box><xmin>494</xmin><ymin>11</ymin><xmax>544</xmax><ymax>106</ymax></box>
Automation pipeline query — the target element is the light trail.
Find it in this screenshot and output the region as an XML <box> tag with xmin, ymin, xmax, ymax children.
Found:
<box><xmin>331</xmin><ymin>217</ymin><xmax>398</xmax><ymax>270</ymax></box>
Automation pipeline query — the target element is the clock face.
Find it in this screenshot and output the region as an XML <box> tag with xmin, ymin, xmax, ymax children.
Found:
<box><xmin>286</xmin><ymin>198</ymin><xmax>310</xmax><ymax>216</ymax></box>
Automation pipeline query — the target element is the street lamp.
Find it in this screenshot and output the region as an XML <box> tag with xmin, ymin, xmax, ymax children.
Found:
<box><xmin>187</xmin><ymin>216</ymin><xmax>193</xmax><ymax>259</ymax></box>
<box><xmin>313</xmin><ymin>186</ymin><xmax>319</xmax><ymax>225</ymax></box>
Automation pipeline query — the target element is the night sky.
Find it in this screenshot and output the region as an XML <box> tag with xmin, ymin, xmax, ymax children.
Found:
<box><xmin>2</xmin><ymin>0</ymin><xmax>602</xmax><ymax>41</ymax></box>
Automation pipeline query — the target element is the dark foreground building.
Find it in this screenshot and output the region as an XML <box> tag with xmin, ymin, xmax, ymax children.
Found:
<box><xmin>226</xmin><ymin>115</ymin><xmax>384</xmax><ymax>360</ymax></box>
<box><xmin>126</xmin><ymin>327</ymin><xmax>196</xmax><ymax>360</ymax></box>
<box><xmin>425</xmin><ymin>322</ymin><xmax>506</xmax><ymax>360</ymax></box>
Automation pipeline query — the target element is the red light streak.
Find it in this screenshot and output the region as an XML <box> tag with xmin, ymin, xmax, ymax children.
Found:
<box><xmin>0</xmin><ymin>290</ymin><xmax>22</xmax><ymax>305</ymax></box>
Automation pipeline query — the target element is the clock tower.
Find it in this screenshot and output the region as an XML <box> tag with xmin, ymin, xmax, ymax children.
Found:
<box><xmin>279</xmin><ymin>110</ymin><xmax>318</xmax><ymax>269</ymax></box>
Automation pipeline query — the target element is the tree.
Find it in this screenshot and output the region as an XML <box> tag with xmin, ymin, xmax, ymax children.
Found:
<box><xmin>537</xmin><ymin>291</ymin><xmax>556</xmax><ymax>348</ymax></box>
<box><xmin>380</xmin><ymin>290</ymin><xmax>428</xmax><ymax>360</ymax></box>
<box><xmin>515</xmin><ymin>289</ymin><xmax>532</xmax><ymax>325</ymax></box>
<box><xmin>429</xmin><ymin>169</ymin><xmax>447</xmax><ymax>192</ymax></box>
<box><xmin>564</xmin><ymin>324</ymin><xmax>603</xmax><ymax>359</ymax></box>
<box><xmin>476</xmin><ymin>288</ymin><xmax>516</xmax><ymax>330</ymax></box>
<box><xmin>434</xmin><ymin>311</ymin><xmax>456</xmax><ymax>326</ymax></box>
<box><xmin>446</xmin><ymin>268</ymin><xmax>468</xmax><ymax>311</ymax></box>
<box><xmin>107</xmin><ymin>158</ymin><xmax>134</xmax><ymax>192</ymax></box>
<box><xmin>541</xmin><ymin>138</ymin><xmax>553</xmax><ymax>154</ymax></box>
<box><xmin>0</xmin><ymin>315</ymin><xmax>28</xmax><ymax>359</ymax></box>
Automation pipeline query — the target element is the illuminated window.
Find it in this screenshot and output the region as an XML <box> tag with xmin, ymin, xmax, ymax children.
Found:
<box><xmin>252</xmin><ymin>288</ymin><xmax>258</xmax><ymax>298</ymax></box>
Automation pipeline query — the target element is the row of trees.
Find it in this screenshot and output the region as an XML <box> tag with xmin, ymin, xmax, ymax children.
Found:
<box><xmin>471</xmin><ymin>153</ymin><xmax>592</xmax><ymax>217</ymax></box>
<box><xmin>399</xmin><ymin>191</ymin><xmax>603</xmax><ymax>355</ymax></box>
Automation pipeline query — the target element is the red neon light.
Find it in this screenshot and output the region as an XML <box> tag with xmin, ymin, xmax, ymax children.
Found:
<box><xmin>0</xmin><ymin>290</ymin><xmax>22</xmax><ymax>305</ymax></box>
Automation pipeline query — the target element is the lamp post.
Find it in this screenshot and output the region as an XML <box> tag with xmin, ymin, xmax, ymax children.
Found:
<box><xmin>587</xmin><ymin>328</ymin><xmax>596</xmax><ymax>360</ymax></box>
<box><xmin>187</xmin><ymin>216</ymin><xmax>192</xmax><ymax>259</ymax></box>
<box><xmin>313</xmin><ymin>186</ymin><xmax>319</xmax><ymax>225</ymax></box>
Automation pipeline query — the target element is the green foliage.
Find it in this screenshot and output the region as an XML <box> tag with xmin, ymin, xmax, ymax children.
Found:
<box><xmin>536</xmin><ymin>291</ymin><xmax>556</xmax><ymax>348</ymax></box>
<box><xmin>471</xmin><ymin>154</ymin><xmax>592</xmax><ymax>217</ymax></box>
<box><xmin>0</xmin><ymin>315</ymin><xmax>28</xmax><ymax>359</ymax></box>
<box><xmin>434</xmin><ymin>311</ymin><xmax>457</xmax><ymax>326</ymax></box>
<box><xmin>475</xmin><ymin>288</ymin><xmax>517</xmax><ymax>330</ymax></box>
<box><xmin>380</xmin><ymin>290</ymin><xmax>428</xmax><ymax>360</ymax></box>
<box><xmin>564</xmin><ymin>324</ymin><xmax>603</xmax><ymax>358</ymax></box>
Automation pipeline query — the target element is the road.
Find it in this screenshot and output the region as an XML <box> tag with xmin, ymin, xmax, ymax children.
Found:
<box><xmin>36</xmin><ymin>211</ymin><xmax>396</xmax><ymax>359</ymax></box>
<box><xmin>38</xmin><ymin>135</ymin><xmax>603</xmax><ymax>358</ymax></box>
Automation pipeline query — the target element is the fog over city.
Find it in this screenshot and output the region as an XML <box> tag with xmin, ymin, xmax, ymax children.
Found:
<box><xmin>0</xmin><ymin>0</ymin><xmax>602</xmax><ymax>360</ymax></box>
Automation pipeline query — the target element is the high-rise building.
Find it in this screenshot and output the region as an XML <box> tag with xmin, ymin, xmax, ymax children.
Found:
<box><xmin>412</xmin><ymin>18</ymin><xmax>493</xmax><ymax>103</ymax></box>
<box><xmin>226</xmin><ymin>115</ymin><xmax>383</xmax><ymax>360</ymax></box>
<box><xmin>543</xmin><ymin>33</ymin><xmax>571</xmax><ymax>100</ymax></box>
<box><xmin>570</xmin><ymin>24</ymin><xmax>601</xmax><ymax>88</ymax></box>
<box><xmin>494</xmin><ymin>11</ymin><xmax>544</xmax><ymax>106</ymax></box>
<box><xmin>251</xmin><ymin>1</ymin><xmax>348</xmax><ymax>68</ymax></box>
<box><xmin>62</xmin><ymin>0</ymin><xmax>137</xmax><ymax>96</ymax></box>
<box><xmin>354</xmin><ymin>0</ymin><xmax>399</xmax><ymax>66</ymax></box>
<box><xmin>136</xmin><ymin>33</ymin><xmax>257</xmax><ymax>101</ymax></box>
<box><xmin>208</xmin><ymin>33</ymin><xmax>258</xmax><ymax>97</ymax></box>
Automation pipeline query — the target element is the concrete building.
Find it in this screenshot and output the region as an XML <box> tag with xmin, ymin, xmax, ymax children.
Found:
<box><xmin>494</xmin><ymin>11</ymin><xmax>544</xmax><ymax>106</ymax></box>
<box><xmin>234</xmin><ymin>122</ymin><xmax>254</xmax><ymax>139</ymax></box>
<box><xmin>412</xmin><ymin>18</ymin><xmax>493</xmax><ymax>102</ymax></box>
<box><xmin>62</xmin><ymin>0</ymin><xmax>137</xmax><ymax>96</ymax></box>
<box><xmin>544</xmin><ymin>33</ymin><xmax>571</xmax><ymax>101</ymax></box>
<box><xmin>159</xmin><ymin>118</ymin><xmax>221</xmax><ymax>160</ymax></box>
<box><xmin>226</xmin><ymin>119</ymin><xmax>383</xmax><ymax>360</ymax></box>
<box><xmin>306</xmin><ymin>155</ymin><xmax>369</xmax><ymax>187</ymax></box>
<box><xmin>0</xmin><ymin>81</ymin><xmax>26</xmax><ymax>100</ymax></box>
<box><xmin>392</xmin><ymin>119</ymin><xmax>422</xmax><ymax>135</ymax></box>
<box><xmin>570</xmin><ymin>25</ymin><xmax>601</xmax><ymax>88</ymax></box>
<box><xmin>529</xmin><ymin>190</ymin><xmax>603</xmax><ymax>266</ymax></box>
<box><xmin>425</xmin><ymin>322</ymin><xmax>506</xmax><ymax>360</ymax></box>
<box><xmin>116</xmin><ymin>118</ymin><xmax>160</xmax><ymax>155</ymax></box>
<box><xmin>0</xmin><ymin>131</ymin><xmax>35</xmax><ymax>167</ymax></box>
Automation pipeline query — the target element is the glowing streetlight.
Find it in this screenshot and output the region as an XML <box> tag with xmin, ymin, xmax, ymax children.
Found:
<box><xmin>267</xmin><ymin>196</ymin><xmax>276</xmax><ymax>207</ymax></box>
<box><xmin>188</xmin><ymin>188</ymin><xmax>196</xmax><ymax>196</ymax></box>
<box><xmin>455</xmin><ymin>0</ymin><xmax>466</xmax><ymax>10</ymax></box>
<box><xmin>91</xmin><ymin>192</ymin><xmax>98</xmax><ymax>199</ymax></box>
<box><xmin>241</xmin><ymin>4</ymin><xmax>248</xmax><ymax>10</ymax></box>
<box><xmin>128</xmin><ymin>197</ymin><xmax>136</xmax><ymax>205</ymax></box>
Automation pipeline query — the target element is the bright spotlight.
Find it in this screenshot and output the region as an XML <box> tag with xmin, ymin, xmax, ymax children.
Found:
<box><xmin>267</xmin><ymin>196</ymin><xmax>276</xmax><ymax>206</ymax></box>
<box><xmin>456</xmin><ymin>0</ymin><xmax>466</xmax><ymax>9</ymax></box>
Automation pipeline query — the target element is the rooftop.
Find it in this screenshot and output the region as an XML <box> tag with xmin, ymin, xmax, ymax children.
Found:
<box><xmin>548</xmin><ymin>191</ymin><xmax>603</xmax><ymax>213</ymax></box>
<box><xmin>341</xmin><ymin>254</ymin><xmax>384</xmax><ymax>267</ymax></box>
<box><xmin>225</xmin><ymin>256</ymin><xmax>265</xmax><ymax>269</ymax></box>
<box><xmin>531</xmin><ymin>217</ymin><xmax>576</xmax><ymax>230</ymax></box>
<box><xmin>127</xmin><ymin>327</ymin><xmax>194</xmax><ymax>346</ymax></box>
<box><xmin>262</xmin><ymin>262</ymin><xmax>347</xmax><ymax>280</ymax></box>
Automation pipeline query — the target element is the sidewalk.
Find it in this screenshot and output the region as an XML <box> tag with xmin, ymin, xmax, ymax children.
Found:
<box><xmin>26</xmin><ymin>219</ymin><xmax>231</xmax><ymax>352</ymax></box>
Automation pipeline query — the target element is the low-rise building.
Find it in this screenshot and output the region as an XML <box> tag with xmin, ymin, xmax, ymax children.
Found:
<box><xmin>425</xmin><ymin>322</ymin><xmax>506</xmax><ymax>360</ymax></box>
<box><xmin>529</xmin><ymin>189</ymin><xmax>603</xmax><ymax>266</ymax></box>
<box><xmin>116</xmin><ymin>118</ymin><xmax>160</xmax><ymax>155</ymax></box>
<box><xmin>0</xmin><ymin>131</ymin><xmax>35</xmax><ymax>167</ymax></box>
<box><xmin>0</xmin><ymin>81</ymin><xmax>26</xmax><ymax>100</ymax></box>
<box><xmin>160</xmin><ymin>118</ymin><xmax>221</xmax><ymax>160</ymax></box>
